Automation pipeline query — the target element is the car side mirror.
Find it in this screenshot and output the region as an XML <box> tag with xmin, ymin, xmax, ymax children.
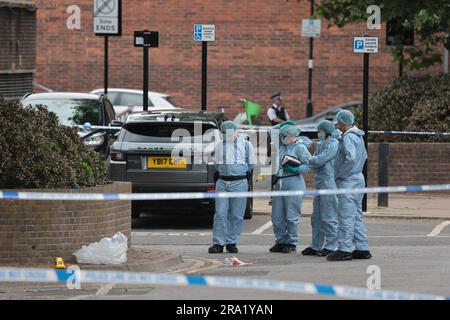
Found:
<box><xmin>110</xmin><ymin>120</ymin><xmax>123</xmax><ymax>127</ymax></box>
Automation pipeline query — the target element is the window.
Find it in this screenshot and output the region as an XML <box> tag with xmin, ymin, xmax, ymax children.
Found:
<box><xmin>120</xmin><ymin>93</ymin><xmax>153</xmax><ymax>107</ymax></box>
<box><xmin>103</xmin><ymin>98</ymin><xmax>116</xmax><ymax>122</ymax></box>
<box><xmin>0</xmin><ymin>73</ymin><xmax>33</xmax><ymax>100</ymax></box>
<box><xmin>25</xmin><ymin>99</ymin><xmax>104</xmax><ymax>126</ymax></box>
<box><xmin>124</xmin><ymin>123</ymin><xmax>216</xmax><ymax>142</ymax></box>
<box><xmin>105</xmin><ymin>91</ymin><xmax>120</xmax><ymax>105</ymax></box>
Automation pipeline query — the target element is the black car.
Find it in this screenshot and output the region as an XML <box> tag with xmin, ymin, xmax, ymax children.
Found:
<box><xmin>21</xmin><ymin>92</ymin><xmax>118</xmax><ymax>155</ymax></box>
<box><xmin>296</xmin><ymin>101</ymin><xmax>362</xmax><ymax>138</ymax></box>
<box><xmin>108</xmin><ymin>109</ymin><xmax>254</xmax><ymax>219</ymax></box>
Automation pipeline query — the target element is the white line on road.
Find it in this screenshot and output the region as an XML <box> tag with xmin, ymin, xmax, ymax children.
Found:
<box><xmin>251</xmin><ymin>220</ymin><xmax>273</xmax><ymax>235</ymax></box>
<box><xmin>95</xmin><ymin>283</ymin><xmax>115</xmax><ymax>296</ymax></box>
<box><xmin>68</xmin><ymin>283</ymin><xmax>115</xmax><ymax>300</ymax></box>
<box><xmin>427</xmin><ymin>220</ymin><xmax>450</xmax><ymax>237</ymax></box>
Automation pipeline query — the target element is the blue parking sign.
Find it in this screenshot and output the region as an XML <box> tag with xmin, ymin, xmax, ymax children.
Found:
<box><xmin>194</xmin><ymin>25</ymin><xmax>202</xmax><ymax>33</ymax></box>
<box><xmin>194</xmin><ymin>24</ymin><xmax>215</xmax><ymax>42</ymax></box>
<box><xmin>355</xmin><ymin>40</ymin><xmax>364</xmax><ymax>50</ymax></box>
<box><xmin>354</xmin><ymin>37</ymin><xmax>378</xmax><ymax>53</ymax></box>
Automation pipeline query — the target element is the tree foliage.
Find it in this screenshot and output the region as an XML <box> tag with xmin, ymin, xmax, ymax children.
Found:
<box><xmin>316</xmin><ymin>0</ymin><xmax>450</xmax><ymax>70</ymax></box>
<box><xmin>0</xmin><ymin>100</ymin><xmax>109</xmax><ymax>188</ymax></box>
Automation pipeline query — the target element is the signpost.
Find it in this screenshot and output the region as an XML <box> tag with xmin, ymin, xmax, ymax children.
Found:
<box><xmin>301</xmin><ymin>19</ymin><xmax>321</xmax><ymax>38</ymax></box>
<box><xmin>353</xmin><ymin>36</ymin><xmax>379</xmax><ymax>212</ymax></box>
<box><xmin>194</xmin><ymin>24</ymin><xmax>215</xmax><ymax>111</ymax></box>
<box><xmin>301</xmin><ymin>2</ymin><xmax>321</xmax><ymax>118</ymax></box>
<box><xmin>134</xmin><ymin>31</ymin><xmax>159</xmax><ymax>111</ymax></box>
<box><xmin>93</xmin><ymin>0</ymin><xmax>121</xmax><ymax>95</ymax></box>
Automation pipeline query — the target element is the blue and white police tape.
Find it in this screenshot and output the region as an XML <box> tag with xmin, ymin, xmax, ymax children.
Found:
<box><xmin>369</xmin><ymin>130</ymin><xmax>450</xmax><ymax>136</ymax></box>
<box><xmin>1</xmin><ymin>183</ymin><xmax>450</xmax><ymax>201</ymax></box>
<box><xmin>75</xmin><ymin>123</ymin><xmax>450</xmax><ymax>137</ymax></box>
<box><xmin>77</xmin><ymin>124</ymin><xmax>121</xmax><ymax>131</ymax></box>
<box><xmin>0</xmin><ymin>267</ymin><xmax>448</xmax><ymax>300</ymax></box>
<box><xmin>237</xmin><ymin>125</ymin><xmax>450</xmax><ymax>136</ymax></box>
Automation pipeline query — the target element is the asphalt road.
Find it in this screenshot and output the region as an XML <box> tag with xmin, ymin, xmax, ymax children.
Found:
<box><xmin>1</xmin><ymin>213</ymin><xmax>449</xmax><ymax>300</ymax></box>
<box><xmin>128</xmin><ymin>213</ymin><xmax>450</xmax><ymax>299</ymax></box>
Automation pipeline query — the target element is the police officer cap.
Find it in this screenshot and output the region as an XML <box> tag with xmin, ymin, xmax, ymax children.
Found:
<box><xmin>271</xmin><ymin>93</ymin><xmax>282</xmax><ymax>100</ymax></box>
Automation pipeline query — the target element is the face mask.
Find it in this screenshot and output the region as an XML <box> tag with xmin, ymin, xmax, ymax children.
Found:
<box><xmin>318</xmin><ymin>132</ymin><xmax>326</xmax><ymax>141</ymax></box>
<box><xmin>223</xmin><ymin>133</ymin><xmax>236</xmax><ymax>141</ymax></box>
<box><xmin>281</xmin><ymin>137</ymin><xmax>292</xmax><ymax>145</ymax></box>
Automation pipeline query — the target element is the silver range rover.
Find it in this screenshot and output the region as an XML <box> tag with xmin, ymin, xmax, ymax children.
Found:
<box><xmin>109</xmin><ymin>110</ymin><xmax>253</xmax><ymax>219</ymax></box>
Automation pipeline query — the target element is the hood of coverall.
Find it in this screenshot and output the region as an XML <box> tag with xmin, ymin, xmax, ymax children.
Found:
<box><xmin>342</xmin><ymin>126</ymin><xmax>365</xmax><ymax>137</ymax></box>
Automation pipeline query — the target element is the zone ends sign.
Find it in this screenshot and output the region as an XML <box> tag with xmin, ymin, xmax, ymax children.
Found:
<box><xmin>93</xmin><ymin>0</ymin><xmax>121</xmax><ymax>36</ymax></box>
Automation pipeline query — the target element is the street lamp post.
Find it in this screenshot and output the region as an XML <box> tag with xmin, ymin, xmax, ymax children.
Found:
<box><xmin>306</xmin><ymin>0</ymin><xmax>315</xmax><ymax>118</ymax></box>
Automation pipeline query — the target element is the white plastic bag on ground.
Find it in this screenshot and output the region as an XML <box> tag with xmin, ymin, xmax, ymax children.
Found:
<box><xmin>73</xmin><ymin>232</ymin><xmax>128</xmax><ymax>265</ymax></box>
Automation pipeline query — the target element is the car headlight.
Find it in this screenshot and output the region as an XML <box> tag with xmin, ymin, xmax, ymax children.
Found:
<box><xmin>84</xmin><ymin>132</ymin><xmax>105</xmax><ymax>147</ymax></box>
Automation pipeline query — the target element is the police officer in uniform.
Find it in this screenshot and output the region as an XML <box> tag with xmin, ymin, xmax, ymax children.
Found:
<box><xmin>267</xmin><ymin>93</ymin><xmax>290</xmax><ymax>125</ymax></box>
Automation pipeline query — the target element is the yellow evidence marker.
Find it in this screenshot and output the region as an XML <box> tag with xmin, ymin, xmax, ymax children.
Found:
<box><xmin>53</xmin><ymin>257</ymin><xmax>65</xmax><ymax>269</ymax></box>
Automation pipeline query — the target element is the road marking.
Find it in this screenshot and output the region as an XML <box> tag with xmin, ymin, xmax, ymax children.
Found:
<box><xmin>427</xmin><ymin>220</ymin><xmax>450</xmax><ymax>237</ymax></box>
<box><xmin>95</xmin><ymin>283</ymin><xmax>115</xmax><ymax>296</ymax></box>
<box><xmin>68</xmin><ymin>283</ymin><xmax>115</xmax><ymax>300</ymax></box>
<box><xmin>251</xmin><ymin>220</ymin><xmax>273</xmax><ymax>235</ymax></box>
<box><xmin>166</xmin><ymin>256</ymin><xmax>221</xmax><ymax>275</ymax></box>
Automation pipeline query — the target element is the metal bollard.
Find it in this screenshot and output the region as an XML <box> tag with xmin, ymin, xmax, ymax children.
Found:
<box><xmin>377</xmin><ymin>143</ymin><xmax>389</xmax><ymax>207</ymax></box>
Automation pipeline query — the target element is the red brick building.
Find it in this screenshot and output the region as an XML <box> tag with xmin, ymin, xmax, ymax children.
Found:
<box><xmin>34</xmin><ymin>0</ymin><xmax>443</xmax><ymax>121</ymax></box>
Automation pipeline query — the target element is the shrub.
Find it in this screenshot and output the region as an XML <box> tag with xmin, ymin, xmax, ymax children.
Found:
<box><xmin>0</xmin><ymin>100</ymin><xmax>109</xmax><ymax>189</ymax></box>
<box><xmin>354</xmin><ymin>74</ymin><xmax>450</xmax><ymax>142</ymax></box>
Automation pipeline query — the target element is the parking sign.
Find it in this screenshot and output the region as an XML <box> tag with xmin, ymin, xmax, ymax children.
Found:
<box><xmin>354</xmin><ymin>37</ymin><xmax>378</xmax><ymax>53</ymax></box>
<box><xmin>193</xmin><ymin>24</ymin><xmax>215</xmax><ymax>42</ymax></box>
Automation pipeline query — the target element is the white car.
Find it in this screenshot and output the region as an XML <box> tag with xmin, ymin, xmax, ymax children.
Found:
<box><xmin>90</xmin><ymin>88</ymin><xmax>180</xmax><ymax>122</ymax></box>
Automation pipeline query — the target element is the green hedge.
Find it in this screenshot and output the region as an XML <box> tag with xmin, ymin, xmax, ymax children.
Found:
<box><xmin>354</xmin><ymin>74</ymin><xmax>450</xmax><ymax>142</ymax></box>
<box><xmin>0</xmin><ymin>100</ymin><xmax>108</xmax><ymax>189</ymax></box>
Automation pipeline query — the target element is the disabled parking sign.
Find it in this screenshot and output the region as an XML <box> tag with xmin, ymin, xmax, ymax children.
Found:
<box><xmin>354</xmin><ymin>37</ymin><xmax>378</xmax><ymax>53</ymax></box>
<box><xmin>194</xmin><ymin>24</ymin><xmax>215</xmax><ymax>42</ymax></box>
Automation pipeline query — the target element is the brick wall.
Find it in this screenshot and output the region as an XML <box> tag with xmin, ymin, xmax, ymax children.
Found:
<box><xmin>0</xmin><ymin>182</ymin><xmax>131</xmax><ymax>264</ymax></box>
<box><xmin>367</xmin><ymin>143</ymin><xmax>450</xmax><ymax>187</ymax></box>
<box><xmin>303</xmin><ymin>143</ymin><xmax>450</xmax><ymax>188</ymax></box>
<box><xmin>33</xmin><ymin>0</ymin><xmax>443</xmax><ymax>121</ymax></box>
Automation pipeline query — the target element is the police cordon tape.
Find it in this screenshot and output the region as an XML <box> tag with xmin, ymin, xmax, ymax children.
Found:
<box><xmin>0</xmin><ymin>267</ymin><xmax>448</xmax><ymax>300</ymax></box>
<box><xmin>369</xmin><ymin>130</ymin><xmax>450</xmax><ymax>136</ymax></box>
<box><xmin>1</xmin><ymin>184</ymin><xmax>450</xmax><ymax>201</ymax></box>
<box><xmin>76</xmin><ymin>124</ymin><xmax>450</xmax><ymax>136</ymax></box>
<box><xmin>238</xmin><ymin>125</ymin><xmax>450</xmax><ymax>136</ymax></box>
